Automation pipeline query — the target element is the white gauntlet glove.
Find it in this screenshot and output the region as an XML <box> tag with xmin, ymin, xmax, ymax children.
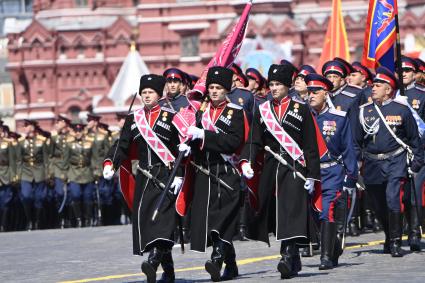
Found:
<box><xmin>187</xmin><ymin>126</ymin><xmax>204</xmax><ymax>140</ymax></box>
<box><xmin>304</xmin><ymin>178</ymin><xmax>315</xmax><ymax>194</ymax></box>
<box><xmin>103</xmin><ymin>165</ymin><xmax>115</xmax><ymax>180</ymax></box>
<box><xmin>171</xmin><ymin>177</ymin><xmax>183</xmax><ymax>195</ymax></box>
<box><xmin>241</xmin><ymin>162</ymin><xmax>254</xmax><ymax>179</ymax></box>
<box><xmin>178</xmin><ymin>143</ymin><xmax>191</xmax><ymax>157</ymax></box>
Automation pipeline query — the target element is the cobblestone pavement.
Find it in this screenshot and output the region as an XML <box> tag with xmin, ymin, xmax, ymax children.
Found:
<box><xmin>0</xmin><ymin>225</ymin><xmax>424</xmax><ymax>283</ymax></box>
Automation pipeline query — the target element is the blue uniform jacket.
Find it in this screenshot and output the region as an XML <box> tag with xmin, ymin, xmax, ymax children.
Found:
<box><xmin>314</xmin><ymin>107</ymin><xmax>358</xmax><ymax>190</ymax></box>
<box><xmin>355</xmin><ymin>99</ymin><xmax>423</xmax><ymax>184</ymax></box>
<box><xmin>228</xmin><ymin>87</ymin><xmax>254</xmax><ymax>121</ymax></box>
<box><xmin>159</xmin><ymin>93</ymin><xmax>190</xmax><ymax>112</ymax></box>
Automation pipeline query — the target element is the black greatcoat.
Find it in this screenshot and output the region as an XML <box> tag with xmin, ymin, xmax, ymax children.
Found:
<box><xmin>240</xmin><ymin>98</ymin><xmax>321</xmax><ymax>246</ymax></box>
<box><xmin>105</xmin><ymin>106</ymin><xmax>181</xmax><ymax>255</ymax></box>
<box><xmin>189</xmin><ymin>102</ymin><xmax>245</xmax><ymax>252</ymax></box>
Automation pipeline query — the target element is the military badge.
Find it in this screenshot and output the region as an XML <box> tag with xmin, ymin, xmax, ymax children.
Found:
<box><xmin>238</xmin><ymin>97</ymin><xmax>244</xmax><ymax>105</ymax></box>
<box><xmin>412</xmin><ymin>99</ymin><xmax>420</xmax><ymax>109</ymax></box>
<box><xmin>294</xmin><ymin>103</ymin><xmax>299</xmax><ymax>113</ymax></box>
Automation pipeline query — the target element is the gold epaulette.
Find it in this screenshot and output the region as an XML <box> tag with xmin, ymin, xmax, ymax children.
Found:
<box><xmin>51</xmin><ymin>131</ymin><xmax>58</xmax><ymax>137</ymax></box>
<box><xmin>66</xmin><ymin>136</ymin><xmax>75</xmax><ymax>143</ymax></box>
<box><xmin>18</xmin><ymin>136</ymin><xmax>26</xmax><ymax>142</ymax></box>
<box><xmin>36</xmin><ymin>135</ymin><xmax>47</xmax><ymax>142</ymax></box>
<box><xmin>85</xmin><ymin>136</ymin><xmax>95</xmax><ymax>142</ymax></box>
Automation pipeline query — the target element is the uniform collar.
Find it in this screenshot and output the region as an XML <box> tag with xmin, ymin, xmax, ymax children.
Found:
<box><xmin>405</xmin><ymin>82</ymin><xmax>415</xmax><ymax>90</ymax></box>
<box><xmin>168</xmin><ymin>92</ymin><xmax>181</xmax><ymax>100</ymax></box>
<box><xmin>272</xmin><ymin>95</ymin><xmax>290</xmax><ymax>106</ymax></box>
<box><xmin>210</xmin><ymin>100</ymin><xmax>227</xmax><ymax>110</ymax></box>
<box><xmin>144</xmin><ymin>104</ymin><xmax>161</xmax><ymax>113</ymax></box>
<box><xmin>376</xmin><ymin>98</ymin><xmax>393</xmax><ymax>107</ymax></box>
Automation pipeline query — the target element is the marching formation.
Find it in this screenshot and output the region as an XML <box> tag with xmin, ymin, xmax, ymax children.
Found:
<box><xmin>1</xmin><ymin>56</ymin><xmax>425</xmax><ymax>283</ymax></box>
<box><xmin>101</xmin><ymin>55</ymin><xmax>421</xmax><ymax>282</ymax></box>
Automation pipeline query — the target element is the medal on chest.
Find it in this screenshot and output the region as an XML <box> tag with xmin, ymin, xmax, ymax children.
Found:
<box><xmin>323</xmin><ymin>120</ymin><xmax>336</xmax><ymax>142</ymax></box>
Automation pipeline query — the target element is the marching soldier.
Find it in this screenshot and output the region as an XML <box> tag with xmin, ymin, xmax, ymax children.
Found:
<box><xmin>401</xmin><ymin>56</ymin><xmax>425</xmax><ymax>121</ymax></box>
<box><xmin>323</xmin><ymin>59</ymin><xmax>364</xmax><ymax>112</ymax></box>
<box><xmin>415</xmin><ymin>58</ymin><xmax>425</xmax><ymax>86</ymax></box>
<box><xmin>85</xmin><ymin>113</ymin><xmax>109</xmax><ymax>225</ymax></box>
<box><xmin>306</xmin><ymin>73</ymin><xmax>358</xmax><ymax>269</ymax></box>
<box><xmin>350</xmin><ymin>62</ymin><xmax>374</xmax><ymax>104</ymax></box>
<box><xmin>355</xmin><ymin>67</ymin><xmax>423</xmax><ymax>257</ymax></box>
<box><xmin>64</xmin><ymin>123</ymin><xmax>96</xmax><ymax>228</ymax></box>
<box><xmin>399</xmin><ymin>56</ymin><xmax>425</xmax><ymax>252</ymax></box>
<box><xmin>103</xmin><ymin>74</ymin><xmax>184</xmax><ymax>283</ymax></box>
<box><xmin>0</xmin><ymin>125</ymin><xmax>17</xmax><ymax>231</ymax></box>
<box><xmin>293</xmin><ymin>65</ymin><xmax>316</xmax><ymax>101</ymax></box>
<box><xmin>240</xmin><ymin>64</ymin><xmax>322</xmax><ymax>279</ymax></box>
<box><xmin>183</xmin><ymin>66</ymin><xmax>247</xmax><ymax>281</ymax></box>
<box><xmin>229</xmin><ymin>63</ymin><xmax>255</xmax><ymax>120</ymax></box>
<box><xmin>16</xmin><ymin>119</ymin><xmax>49</xmax><ymax>230</ymax></box>
<box><xmin>49</xmin><ymin>115</ymin><xmax>71</xmax><ymax>228</ymax></box>
<box><xmin>159</xmin><ymin>68</ymin><xmax>190</xmax><ymax>112</ymax></box>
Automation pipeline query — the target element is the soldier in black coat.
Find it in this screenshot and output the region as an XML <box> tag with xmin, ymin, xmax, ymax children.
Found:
<box><xmin>183</xmin><ymin>66</ymin><xmax>247</xmax><ymax>282</ymax></box>
<box><xmin>103</xmin><ymin>74</ymin><xmax>184</xmax><ymax>283</ymax></box>
<box><xmin>240</xmin><ymin>64</ymin><xmax>321</xmax><ymax>279</ymax></box>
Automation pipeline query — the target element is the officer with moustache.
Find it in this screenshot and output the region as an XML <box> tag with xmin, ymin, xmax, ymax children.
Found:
<box><xmin>240</xmin><ymin>64</ymin><xmax>322</xmax><ymax>279</ymax></box>
<box><xmin>159</xmin><ymin>68</ymin><xmax>190</xmax><ymax>112</ymax></box>
<box><xmin>0</xmin><ymin>124</ymin><xmax>17</xmax><ymax>232</ymax></box>
<box><xmin>306</xmin><ymin>73</ymin><xmax>358</xmax><ymax>269</ymax></box>
<box><xmin>103</xmin><ymin>74</ymin><xmax>184</xmax><ymax>283</ymax></box>
<box><xmin>183</xmin><ymin>66</ymin><xmax>247</xmax><ymax>282</ymax></box>
<box><xmin>355</xmin><ymin>67</ymin><xmax>423</xmax><ymax>257</ymax></box>
<box><xmin>16</xmin><ymin>120</ymin><xmax>49</xmax><ymax>230</ymax></box>
<box><xmin>49</xmin><ymin>115</ymin><xmax>71</xmax><ymax>228</ymax></box>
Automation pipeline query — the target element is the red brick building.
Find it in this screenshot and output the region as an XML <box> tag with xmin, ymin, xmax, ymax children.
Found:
<box><xmin>6</xmin><ymin>0</ymin><xmax>425</xmax><ymax>129</ymax></box>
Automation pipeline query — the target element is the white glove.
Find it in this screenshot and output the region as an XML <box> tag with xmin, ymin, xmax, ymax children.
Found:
<box><xmin>187</xmin><ymin>126</ymin><xmax>205</xmax><ymax>140</ymax></box>
<box><xmin>241</xmin><ymin>162</ymin><xmax>254</xmax><ymax>179</ymax></box>
<box><xmin>178</xmin><ymin>143</ymin><xmax>191</xmax><ymax>157</ymax></box>
<box><xmin>304</xmin><ymin>178</ymin><xmax>315</xmax><ymax>194</ymax></box>
<box><xmin>343</xmin><ymin>186</ymin><xmax>354</xmax><ymax>194</ymax></box>
<box><xmin>171</xmin><ymin>177</ymin><xmax>183</xmax><ymax>195</ymax></box>
<box><xmin>103</xmin><ymin>165</ymin><xmax>115</xmax><ymax>180</ymax></box>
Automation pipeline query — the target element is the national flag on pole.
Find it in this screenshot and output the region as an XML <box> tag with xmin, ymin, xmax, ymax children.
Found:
<box><xmin>191</xmin><ymin>0</ymin><xmax>252</xmax><ymax>96</ymax></box>
<box><xmin>362</xmin><ymin>0</ymin><xmax>398</xmax><ymax>72</ymax></box>
<box><xmin>317</xmin><ymin>0</ymin><xmax>350</xmax><ymax>72</ymax></box>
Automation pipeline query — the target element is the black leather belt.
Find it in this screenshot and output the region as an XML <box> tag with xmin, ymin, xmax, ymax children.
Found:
<box><xmin>364</xmin><ymin>147</ymin><xmax>404</xmax><ymax>160</ymax></box>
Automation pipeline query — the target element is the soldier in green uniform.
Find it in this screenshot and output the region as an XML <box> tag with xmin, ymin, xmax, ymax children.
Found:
<box><xmin>49</xmin><ymin>115</ymin><xmax>71</xmax><ymax>228</ymax></box>
<box><xmin>85</xmin><ymin>114</ymin><xmax>109</xmax><ymax>225</ymax></box>
<box><xmin>16</xmin><ymin>120</ymin><xmax>49</xmax><ymax>230</ymax></box>
<box><xmin>0</xmin><ymin>125</ymin><xmax>17</xmax><ymax>231</ymax></box>
<box><xmin>64</xmin><ymin>123</ymin><xmax>95</xmax><ymax>227</ymax></box>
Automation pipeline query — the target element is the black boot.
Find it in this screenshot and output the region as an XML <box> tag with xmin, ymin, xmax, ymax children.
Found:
<box><xmin>83</xmin><ymin>203</ymin><xmax>93</xmax><ymax>227</ymax></box>
<box><xmin>389</xmin><ymin>211</ymin><xmax>403</xmax><ymax>257</ymax></box>
<box><xmin>221</xmin><ymin>244</ymin><xmax>238</xmax><ymax>281</ymax></box>
<box><xmin>205</xmin><ymin>240</ymin><xmax>226</xmax><ymax>282</ymax></box>
<box><xmin>141</xmin><ymin>247</ymin><xmax>164</xmax><ymax>283</ymax></box>
<box><xmin>277</xmin><ymin>241</ymin><xmax>300</xmax><ymax>279</ymax></box>
<box><xmin>319</xmin><ymin>222</ymin><xmax>336</xmax><ymax>270</ymax></box>
<box><xmin>373</xmin><ymin>217</ymin><xmax>383</xmax><ymax>232</ymax></box>
<box><xmin>348</xmin><ymin>218</ymin><xmax>360</xmax><ymax>236</ymax></box>
<box><xmin>0</xmin><ymin>208</ymin><xmax>9</xmax><ymax>232</ymax></box>
<box><xmin>34</xmin><ymin>207</ymin><xmax>43</xmax><ymax>230</ymax></box>
<box><xmin>237</xmin><ymin>225</ymin><xmax>249</xmax><ymax>241</ymax></box>
<box><xmin>72</xmin><ymin>202</ymin><xmax>83</xmax><ymax>228</ymax></box>
<box><xmin>364</xmin><ymin>209</ymin><xmax>375</xmax><ymax>230</ymax></box>
<box><xmin>23</xmin><ymin>203</ymin><xmax>33</xmax><ymax>231</ymax></box>
<box><xmin>300</xmin><ymin>246</ymin><xmax>314</xmax><ymax>257</ymax></box>
<box><xmin>409</xmin><ymin>206</ymin><xmax>422</xmax><ymax>252</ymax></box>
<box><xmin>333</xmin><ymin>197</ymin><xmax>346</xmax><ymax>267</ymax></box>
<box><xmin>158</xmin><ymin>249</ymin><xmax>175</xmax><ymax>283</ymax></box>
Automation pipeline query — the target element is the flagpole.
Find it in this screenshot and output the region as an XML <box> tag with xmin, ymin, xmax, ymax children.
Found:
<box><xmin>394</xmin><ymin>1</ymin><xmax>404</xmax><ymax>96</ymax></box>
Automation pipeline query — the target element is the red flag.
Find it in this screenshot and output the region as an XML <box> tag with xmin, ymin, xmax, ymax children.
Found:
<box><xmin>317</xmin><ymin>0</ymin><xmax>350</xmax><ymax>71</ymax></box>
<box><xmin>191</xmin><ymin>0</ymin><xmax>252</xmax><ymax>96</ymax></box>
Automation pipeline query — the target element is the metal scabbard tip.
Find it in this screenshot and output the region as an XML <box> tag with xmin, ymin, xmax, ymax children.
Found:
<box><xmin>264</xmin><ymin>146</ymin><xmax>271</xmax><ymax>151</ymax></box>
<box><xmin>152</xmin><ymin>210</ymin><xmax>158</xmax><ymax>222</ymax></box>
